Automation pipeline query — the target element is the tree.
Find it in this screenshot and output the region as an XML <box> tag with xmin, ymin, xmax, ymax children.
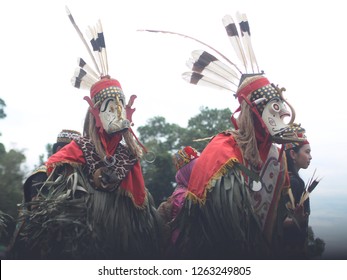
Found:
<box><xmin>38</xmin><ymin>143</ymin><xmax>53</xmax><ymax>167</ymax></box>
<box><xmin>137</xmin><ymin>107</ymin><xmax>233</xmax><ymax>205</ymax></box>
<box><xmin>0</xmin><ymin>98</ymin><xmax>5</xmax><ymax>153</ymax></box>
<box><xmin>0</xmin><ymin>98</ymin><xmax>6</xmax><ymax>120</ymax></box>
<box><xmin>0</xmin><ymin>98</ymin><xmax>6</xmax><ymax>143</ymax></box>
<box><xmin>0</xmin><ymin>148</ymin><xmax>26</xmax><ymax>218</ymax></box>
<box><xmin>138</xmin><ymin>116</ymin><xmax>181</xmax><ymax>205</ymax></box>
<box><xmin>0</xmin><ymin>98</ymin><xmax>26</xmax><ymax>219</ymax></box>
<box><xmin>138</xmin><ymin>116</ymin><xmax>186</xmax><ymax>151</ymax></box>
<box><xmin>180</xmin><ymin>106</ymin><xmax>233</xmax><ymax>151</ymax></box>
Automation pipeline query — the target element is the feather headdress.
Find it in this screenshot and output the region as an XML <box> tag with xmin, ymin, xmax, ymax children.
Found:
<box><xmin>66</xmin><ymin>6</ymin><xmax>107</xmax><ymax>87</ymax></box>
<box><xmin>140</xmin><ymin>13</ymin><xmax>307</xmax><ymax>144</ymax></box>
<box><xmin>139</xmin><ymin>12</ymin><xmax>261</xmax><ymax>95</ymax></box>
<box><xmin>65</xmin><ymin>6</ymin><xmax>148</xmax><ymax>157</ymax></box>
<box><xmin>182</xmin><ymin>12</ymin><xmax>266</xmax><ymax>99</ymax></box>
<box><xmin>66</xmin><ymin>7</ymin><xmax>130</xmax><ymax>129</ymax></box>
<box><xmin>65</xmin><ymin>7</ymin><xmax>140</xmax><ymax>123</ymax></box>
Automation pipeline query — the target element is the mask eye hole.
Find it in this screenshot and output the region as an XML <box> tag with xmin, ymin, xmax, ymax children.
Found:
<box><xmin>272</xmin><ymin>103</ymin><xmax>280</xmax><ymax>112</ymax></box>
<box><xmin>100</xmin><ymin>98</ymin><xmax>115</xmax><ymax>112</ymax></box>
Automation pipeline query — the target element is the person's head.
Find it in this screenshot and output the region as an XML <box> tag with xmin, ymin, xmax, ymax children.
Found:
<box><xmin>173</xmin><ymin>146</ymin><xmax>200</xmax><ymax>187</ymax></box>
<box><xmin>285</xmin><ymin>135</ymin><xmax>312</xmax><ymax>173</ymax></box>
<box><xmin>83</xmin><ymin>97</ymin><xmax>143</xmax><ymax>159</ymax></box>
<box><xmin>88</xmin><ymin>77</ymin><xmax>131</xmax><ymax>134</ymax></box>
<box><xmin>232</xmin><ymin>74</ymin><xmax>299</xmax><ymax>166</ymax></box>
<box><xmin>52</xmin><ymin>129</ymin><xmax>81</xmax><ymax>154</ymax></box>
<box><xmin>68</xmin><ymin>17</ymin><xmax>145</xmax><ymax>159</ymax></box>
<box><xmin>236</xmin><ymin>75</ymin><xmax>293</xmax><ymax>137</ymax></box>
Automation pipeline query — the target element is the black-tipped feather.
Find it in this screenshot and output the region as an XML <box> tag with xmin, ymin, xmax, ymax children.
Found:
<box><xmin>235</xmin><ymin>12</ymin><xmax>259</xmax><ymax>73</ymax></box>
<box><xmin>66</xmin><ymin>6</ymin><xmax>101</xmax><ymax>75</ymax></box>
<box><xmin>222</xmin><ymin>15</ymin><xmax>248</xmax><ymax>71</ymax></box>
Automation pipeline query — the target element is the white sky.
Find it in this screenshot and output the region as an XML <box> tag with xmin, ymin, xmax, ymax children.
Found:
<box><xmin>1</xmin><ymin>0</ymin><xmax>347</xmax><ymax>258</ymax></box>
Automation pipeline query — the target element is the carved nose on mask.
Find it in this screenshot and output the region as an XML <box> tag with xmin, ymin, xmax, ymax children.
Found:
<box><xmin>115</xmin><ymin>95</ymin><xmax>123</xmax><ymax>120</ymax></box>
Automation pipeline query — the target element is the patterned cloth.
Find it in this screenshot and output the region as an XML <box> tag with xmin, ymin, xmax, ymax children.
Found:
<box><xmin>46</xmin><ymin>138</ymin><xmax>146</xmax><ymax>207</ymax></box>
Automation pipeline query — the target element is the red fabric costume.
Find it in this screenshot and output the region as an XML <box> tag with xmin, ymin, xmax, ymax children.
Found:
<box><xmin>46</xmin><ymin>140</ymin><xmax>146</xmax><ymax>207</ymax></box>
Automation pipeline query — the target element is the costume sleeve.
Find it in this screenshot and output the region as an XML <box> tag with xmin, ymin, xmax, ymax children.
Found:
<box><xmin>171</xmin><ymin>187</ymin><xmax>187</xmax><ymax>219</ymax></box>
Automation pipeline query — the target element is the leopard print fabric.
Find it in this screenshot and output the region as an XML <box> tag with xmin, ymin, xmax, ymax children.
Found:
<box><xmin>74</xmin><ymin>137</ymin><xmax>137</xmax><ymax>192</ymax></box>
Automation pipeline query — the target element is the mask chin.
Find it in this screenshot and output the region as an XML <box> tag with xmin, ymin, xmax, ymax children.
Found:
<box><xmin>104</xmin><ymin>119</ymin><xmax>131</xmax><ymax>134</ymax></box>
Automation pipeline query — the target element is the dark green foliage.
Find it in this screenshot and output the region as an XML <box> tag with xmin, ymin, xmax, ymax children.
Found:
<box><xmin>0</xmin><ymin>99</ymin><xmax>26</xmax><ymax>255</ymax></box>
<box><xmin>138</xmin><ymin>116</ymin><xmax>180</xmax><ymax>206</ymax></box>
<box><xmin>137</xmin><ymin>107</ymin><xmax>233</xmax><ymax>206</ymax></box>
<box><xmin>180</xmin><ymin>106</ymin><xmax>233</xmax><ymax>151</ymax></box>
<box><xmin>0</xmin><ymin>98</ymin><xmax>6</xmax><ymax>119</ymax></box>
<box><xmin>0</xmin><ymin>98</ymin><xmax>29</xmax><ymax>218</ymax></box>
<box><xmin>0</xmin><ymin>210</ymin><xmax>15</xmax><ymax>250</ymax></box>
<box><xmin>38</xmin><ymin>143</ymin><xmax>53</xmax><ymax>167</ymax></box>
<box><xmin>0</xmin><ymin>148</ymin><xmax>26</xmax><ymax>219</ymax></box>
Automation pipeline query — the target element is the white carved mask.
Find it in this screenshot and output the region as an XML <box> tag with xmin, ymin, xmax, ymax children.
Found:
<box><xmin>99</xmin><ymin>97</ymin><xmax>129</xmax><ymax>134</ymax></box>
<box><xmin>261</xmin><ymin>98</ymin><xmax>291</xmax><ymax>136</ymax></box>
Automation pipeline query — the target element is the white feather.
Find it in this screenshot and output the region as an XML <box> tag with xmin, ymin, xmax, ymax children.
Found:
<box><xmin>66</xmin><ymin>6</ymin><xmax>101</xmax><ymax>75</ymax></box>
<box><xmin>77</xmin><ymin>58</ymin><xmax>99</xmax><ymax>80</ymax></box>
<box><xmin>236</xmin><ymin>12</ymin><xmax>259</xmax><ymax>73</ymax></box>
<box><xmin>191</xmin><ymin>50</ymin><xmax>239</xmax><ymax>82</ymax></box>
<box><xmin>182</xmin><ymin>72</ymin><xmax>235</xmax><ymax>92</ymax></box>
<box><xmin>186</xmin><ymin>58</ymin><xmax>238</xmax><ymax>87</ymax></box>
<box><xmin>74</xmin><ymin>68</ymin><xmax>98</xmax><ymax>85</ymax></box>
<box><xmin>71</xmin><ymin>77</ymin><xmax>92</xmax><ymax>90</ymax></box>
<box><xmin>222</xmin><ymin>14</ymin><xmax>248</xmax><ymax>72</ymax></box>
<box><xmin>96</xmin><ymin>20</ymin><xmax>109</xmax><ymax>75</ymax></box>
<box><xmin>86</xmin><ymin>26</ymin><xmax>105</xmax><ymax>76</ymax></box>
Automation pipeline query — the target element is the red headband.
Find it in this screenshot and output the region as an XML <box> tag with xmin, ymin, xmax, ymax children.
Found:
<box><xmin>236</xmin><ymin>76</ymin><xmax>270</xmax><ymax>104</ymax></box>
<box><xmin>90</xmin><ymin>77</ymin><xmax>122</xmax><ymax>100</ymax></box>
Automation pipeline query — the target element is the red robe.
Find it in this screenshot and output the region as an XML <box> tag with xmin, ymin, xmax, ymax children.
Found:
<box><xmin>46</xmin><ymin>139</ymin><xmax>146</xmax><ymax>208</ymax></box>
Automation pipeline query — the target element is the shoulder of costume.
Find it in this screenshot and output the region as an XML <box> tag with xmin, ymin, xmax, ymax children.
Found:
<box><xmin>186</xmin><ymin>131</ymin><xmax>243</xmax><ymax>204</ymax></box>
<box><xmin>24</xmin><ymin>164</ymin><xmax>47</xmax><ymax>182</ymax></box>
<box><xmin>203</xmin><ymin>131</ymin><xmax>243</xmax><ymax>163</ymax></box>
<box><xmin>45</xmin><ymin>140</ymin><xmax>86</xmax><ymax>172</ymax></box>
<box><xmin>31</xmin><ymin>164</ymin><xmax>47</xmax><ymax>175</ymax></box>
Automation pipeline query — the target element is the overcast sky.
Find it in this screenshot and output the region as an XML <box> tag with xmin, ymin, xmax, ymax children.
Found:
<box><xmin>1</xmin><ymin>0</ymin><xmax>347</xmax><ymax>259</ymax></box>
